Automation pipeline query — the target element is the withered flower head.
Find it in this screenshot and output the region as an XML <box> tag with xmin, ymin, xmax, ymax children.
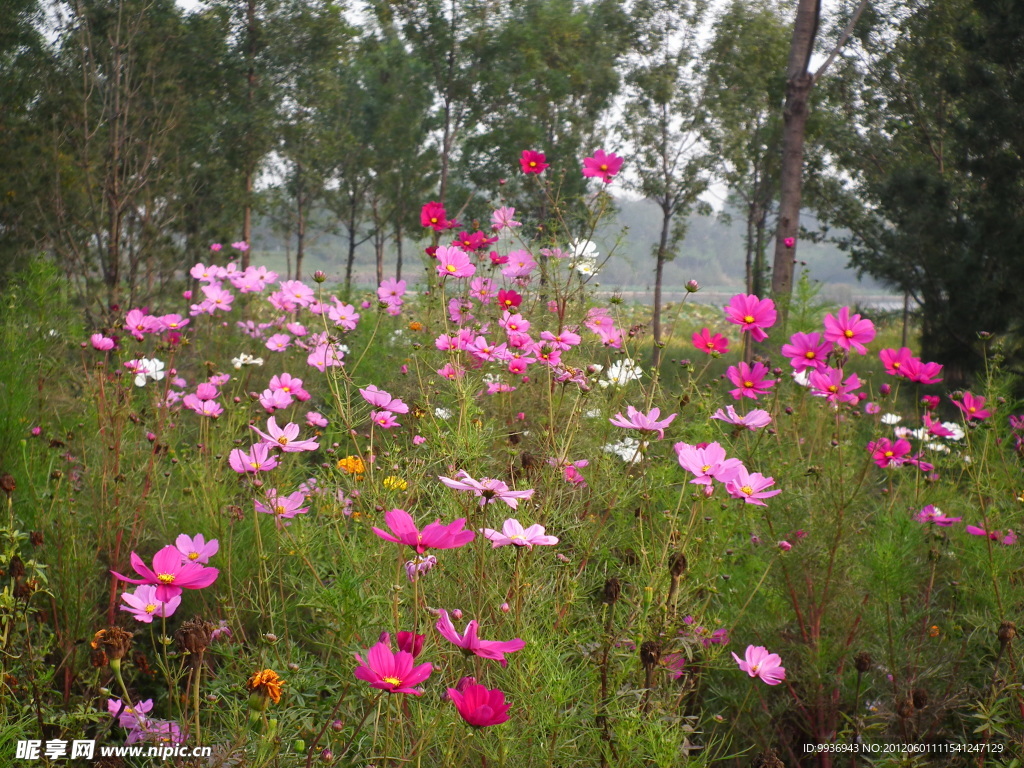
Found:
<box><xmin>854</xmin><ymin>651</ymin><xmax>872</xmax><ymax>673</ymax></box>
<box><xmin>639</xmin><ymin>640</ymin><xmax>661</xmax><ymax>670</ymax></box>
<box><xmin>998</xmin><ymin>621</ymin><xmax>1017</xmax><ymax>649</ymax></box>
<box><xmin>752</xmin><ymin>749</ymin><xmax>784</xmax><ymax>768</ymax></box>
<box><xmin>246</xmin><ymin>668</ymin><xmax>284</xmax><ymax>708</ymax></box>
<box><xmin>91</xmin><ymin>627</ymin><xmax>134</xmax><ymax>661</ymax></box>
<box><xmin>0</xmin><ymin>473</ymin><xmax>15</xmax><ymax>496</ymax></box>
<box><xmin>602</xmin><ymin>577</ymin><xmax>621</xmax><ymax>605</ymax></box>
<box><xmin>911</xmin><ymin>688</ymin><xmax>929</xmax><ymax>709</ymax></box>
<box><xmin>174</xmin><ymin>617</ymin><xmax>215</xmax><ymax>655</ymax></box>
<box><xmin>669</xmin><ymin>552</ymin><xmax>687</xmax><ymax>578</ymax></box>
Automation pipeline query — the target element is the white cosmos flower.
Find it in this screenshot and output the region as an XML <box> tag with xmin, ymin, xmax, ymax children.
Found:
<box><xmin>881</xmin><ymin>413</ymin><xmax>902</xmax><ymax>425</ymax></box>
<box><xmin>133</xmin><ymin>358</ymin><xmax>165</xmax><ymax>387</ymax></box>
<box><xmin>599</xmin><ymin>358</ymin><xmax>643</xmax><ymax>388</ymax></box>
<box><xmin>569</xmin><ymin>239</ymin><xmax>600</xmax><ymax>276</ymax></box>
<box><xmin>941</xmin><ymin>422</ymin><xmax>964</xmax><ymax>440</ymax></box>
<box><xmin>434</xmin><ymin>407</ymin><xmax>453</xmax><ymax>420</ymax></box>
<box><xmin>231</xmin><ymin>353</ymin><xmax>264</xmax><ymax>369</ymax></box>
<box><xmin>792</xmin><ymin>369</ymin><xmax>811</xmax><ymax>387</ymax></box>
<box><xmin>602</xmin><ymin>437</ymin><xmax>646</xmax><ymax>463</ymax></box>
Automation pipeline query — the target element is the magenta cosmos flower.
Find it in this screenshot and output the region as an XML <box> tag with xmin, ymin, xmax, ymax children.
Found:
<box><xmin>372</xmin><ymin>508</ymin><xmax>475</xmax><ymax>554</ymax></box>
<box><xmin>914</xmin><ymin>505</ymin><xmax>961</xmax><ymax>526</ymax></box>
<box><xmin>354</xmin><ymin>640</ymin><xmax>432</xmax><ymax>695</ymax></box>
<box><xmin>711</xmin><ymin>405</ymin><xmax>771</xmax><ymax>431</ymax></box>
<box><xmin>781</xmin><ymin>331</ymin><xmax>830</xmax><ymax>372</ymax></box>
<box><xmin>482</xmin><ymin>519</ymin><xmax>559</xmax><ymax>549</ymax></box>
<box><xmin>966</xmin><ymin>525</ymin><xmax>1017</xmax><ymax>545</ymax></box>
<box><xmin>952</xmin><ymin>391</ymin><xmax>991</xmax><ymax>421</ymax></box>
<box><xmin>725</xmin><ymin>468</ymin><xmax>781</xmax><ymax>506</ymax></box>
<box><xmin>726</xmin><ymin>362</ymin><xmax>775</xmax><ymax>400</ymax></box>
<box><xmin>421</xmin><ymin>201</ymin><xmax>451</xmax><ymax>231</ymax></box>
<box><xmin>724</xmin><ymin>294</ymin><xmax>776</xmax><ymax>342</ymax></box>
<box><xmin>823</xmin><ymin>306</ymin><xmax>875</xmax><ymax>354</ymax></box>
<box><xmin>520</xmin><ymin>149</ymin><xmax>548</xmax><ymax>174</ymax></box>
<box><xmin>867</xmin><ymin>437</ymin><xmax>912</xmax><ymax>468</ymax></box>
<box><xmin>448</xmin><ymin>682</ymin><xmax>511</xmax><ymax>727</ymax></box>
<box><xmin>582</xmin><ymin>149</ymin><xmax>623</xmax><ymax>183</ymax></box>
<box><xmin>879</xmin><ymin>347</ymin><xmax>913</xmax><ymax>376</ymax></box>
<box><xmin>901</xmin><ymin>357</ymin><xmax>943</xmax><ymax>384</ymax></box>
<box><xmin>692</xmin><ymin>328</ymin><xmax>729</xmax><ymax>355</ymax></box>
<box><xmin>254</xmin><ymin>489</ymin><xmax>310</xmax><ymax>527</ymax></box>
<box><xmin>251</xmin><ymin>416</ymin><xmax>320</xmax><ymax>452</ymax></box>
<box><xmin>435</xmin><ymin>245</ymin><xmax>476</xmax><ymax>278</ymax></box>
<box><xmin>438</xmin><ymin>472</ymin><xmax>535</xmax><ymax>509</ymax></box>
<box><xmin>111</xmin><ymin>545</ymin><xmax>219</xmax><ymax>602</ymax></box>
<box><xmin>436</xmin><ymin>610</ymin><xmax>525</xmax><ymax>667</ymax></box>
<box><xmin>808</xmin><ymin>368</ymin><xmax>861</xmax><ymax>405</ymax></box>
<box><xmin>732</xmin><ymin>645</ymin><xmax>786</xmax><ymax>685</ymax></box>
<box><xmin>228</xmin><ymin>443</ymin><xmax>280</xmax><ymax>473</ymax></box>
<box><xmin>609</xmin><ymin>406</ymin><xmax>677</xmax><ymax>440</ymax></box>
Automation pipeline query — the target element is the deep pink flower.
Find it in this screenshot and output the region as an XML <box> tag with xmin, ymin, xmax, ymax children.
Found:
<box><xmin>520</xmin><ymin>150</ymin><xmax>549</xmax><ymax>174</ymax></box>
<box><xmin>921</xmin><ymin>395</ymin><xmax>940</xmax><ymax>411</ymax></box>
<box><xmin>823</xmin><ymin>306</ymin><xmax>875</xmax><ymax>354</ymax></box>
<box><xmin>420</xmin><ymin>201</ymin><xmax>451</xmax><ymax>231</ymax></box>
<box><xmin>783</xmin><ymin>237</ymin><xmax>796</xmax><ymax>248</ymax></box>
<box><xmin>725</xmin><ymin>468</ymin><xmax>781</xmax><ymax>506</ymax></box>
<box><xmin>448</xmin><ymin>683</ymin><xmax>511</xmax><ymax>727</ymax></box>
<box><xmin>91</xmin><ymin>333</ymin><xmax>116</xmax><ymax>350</ymax></box>
<box><xmin>711</xmin><ymin>406</ymin><xmax>771</xmax><ymax>431</ymax></box>
<box><xmin>436</xmin><ymin>610</ymin><xmax>525</xmax><ymax>667</ymax></box>
<box><xmin>481</xmin><ymin>519</ymin><xmax>559</xmax><ymax>549</ymax></box>
<box><xmin>372</xmin><ymin>509</ymin><xmax>475</xmax><ymax>554</ymax></box>
<box><xmin>952</xmin><ymin>391</ymin><xmax>991</xmax><ymax>421</ymax></box>
<box><xmin>726</xmin><ymin>362</ymin><xmax>775</xmax><ymax>400</ymax></box>
<box><xmin>724</xmin><ymin>294</ymin><xmax>776</xmax><ymax>342</ymax></box>
<box><xmin>582</xmin><ymin>149</ymin><xmax>623</xmax><ymax>183</ymax></box>
<box><xmin>497</xmin><ymin>290</ymin><xmax>522</xmax><ymax>310</ymax></box>
<box><xmin>609</xmin><ymin>406</ymin><xmax>677</xmax><ymax>440</ymax></box>
<box><xmin>254</xmin><ymin>489</ymin><xmax>310</xmax><ymax>527</ymax></box>
<box><xmin>902</xmin><ymin>358</ymin><xmax>943</xmax><ymax>385</ymax></box>
<box><xmin>866</xmin><ymin>437</ymin><xmax>912</xmax><ymax>468</ymax></box>
<box><xmin>879</xmin><ymin>347</ymin><xmax>913</xmax><ymax>376</ymax></box>
<box><xmin>732</xmin><ymin>645</ymin><xmax>785</xmax><ymax>685</ymax></box>
<box><xmin>228</xmin><ymin>443</ymin><xmax>280</xmax><ymax>473</ymax></box>
<box><xmin>354</xmin><ymin>640</ymin><xmax>432</xmax><ymax>695</ymax></box>
<box><xmin>781</xmin><ymin>332</ymin><xmax>830</xmax><ymax>372</ymax></box>
<box><xmin>914</xmin><ymin>505</ymin><xmax>961</xmax><ymax>526</ymax></box>
<box><xmin>438</xmin><ymin>472</ymin><xmax>534</xmax><ymax>509</ymax></box>
<box><xmin>808</xmin><ymin>368</ymin><xmax>861</xmax><ymax>405</ymax></box>
<box><xmin>966</xmin><ymin>525</ymin><xmax>1017</xmax><ymax>545</ymax></box>
<box><xmin>923</xmin><ymin>413</ymin><xmax>955</xmax><ymax>438</ymax></box>
<box><xmin>111</xmin><ymin>545</ymin><xmax>219</xmax><ymax>602</ymax></box>
<box><xmin>692</xmin><ymin>328</ymin><xmax>729</xmax><ymax>355</ymax></box>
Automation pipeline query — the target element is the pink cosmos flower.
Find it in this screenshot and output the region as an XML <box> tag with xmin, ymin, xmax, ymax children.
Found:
<box><xmin>692</xmin><ymin>328</ymin><xmax>729</xmax><ymax>355</ymax></box>
<box><xmin>265</xmin><ymin>333</ymin><xmax>291</xmax><ymax>352</ymax></box>
<box><xmin>732</xmin><ymin>645</ymin><xmax>785</xmax><ymax>685</ymax></box>
<box><xmin>914</xmin><ymin>505</ymin><xmax>961</xmax><ymax>526</ymax></box>
<box><xmin>436</xmin><ymin>610</ymin><xmax>525</xmax><ymax>667</ymax></box>
<box><xmin>725</xmin><ymin>468</ymin><xmax>781</xmax><ymax>506</ymax></box>
<box><xmin>108</xmin><ymin>697</ymin><xmax>154</xmax><ymax>729</ymax></box>
<box><xmin>711</xmin><ymin>406</ymin><xmax>771</xmax><ymax>430</ymax></box>
<box><xmin>251</xmin><ymin>416</ymin><xmax>320</xmax><ymax>452</ymax></box>
<box><xmin>952</xmin><ymin>391</ymin><xmax>991</xmax><ymax>421</ymax></box>
<box><xmin>372</xmin><ymin>508</ymin><xmax>475</xmax><ymax>554</ymax></box>
<box><xmin>726</xmin><ymin>362</ymin><xmax>776</xmax><ymax>400</ymax></box>
<box><xmin>808</xmin><ymin>368</ymin><xmax>862</xmax><ymax>405</ymax></box>
<box><xmin>359</xmin><ymin>384</ymin><xmax>409</xmax><ymax>414</ymax></box>
<box><xmin>354</xmin><ymin>640</ymin><xmax>432</xmax><ymax>695</ymax></box>
<box><xmin>675</xmin><ymin>441</ymin><xmax>744</xmax><ymax>486</ymax></box>
<box><xmin>327</xmin><ymin>300</ymin><xmax>360</xmax><ymax>330</ymax></box>
<box><xmin>111</xmin><ymin>545</ymin><xmax>219</xmax><ymax>602</ymax></box>
<box><xmin>879</xmin><ymin>347</ymin><xmax>913</xmax><ymax>376</ymax></box>
<box><xmin>378</xmin><ymin>278</ymin><xmax>407</xmax><ymax>306</ymax></box>
<box><xmin>259</xmin><ymin>388</ymin><xmax>293</xmax><ymax>412</ymax></box>
<box><xmin>125</xmin><ymin>308</ymin><xmax>162</xmax><ymax>339</ymax></box>
<box><xmin>482</xmin><ymin>519</ymin><xmax>559</xmax><ymax>549</ymax></box>
<box><xmin>254</xmin><ymin>489</ymin><xmax>310</xmax><ymax>527</ymax></box>
<box><xmin>966</xmin><ymin>525</ymin><xmax>1017</xmax><ymax>545</ymax></box>
<box><xmin>306</xmin><ymin>411</ymin><xmax>328</xmax><ymax>428</ymax></box>
<box><xmin>501</xmin><ymin>250</ymin><xmax>538</xmax><ymax>278</ymax></box>
<box><xmin>370</xmin><ymin>410</ymin><xmax>400</xmax><ymax>429</ymax></box>
<box><xmin>448</xmin><ymin>683</ymin><xmax>511</xmax><ymax>727</ymax></box>
<box><xmin>438</xmin><ymin>472</ymin><xmax>535</xmax><ymax>509</ymax></box>
<box><xmin>175</xmin><ymin>534</ymin><xmax>219</xmax><ymax>564</ymax></box>
<box><xmin>120</xmin><ymin>584</ymin><xmax>181</xmax><ymax>623</ymax></box>
<box><xmin>866</xmin><ymin>437</ymin><xmax>912</xmax><ymax>468</ymax></box>
<box><xmin>582</xmin><ymin>149</ymin><xmax>623</xmax><ymax>183</ymax></box>
<box><xmin>491</xmin><ymin>206</ymin><xmax>521</xmax><ymax>231</ymax></box>
<box><xmin>781</xmin><ymin>332</ymin><xmax>831</xmax><ymax>372</ymax></box>
<box><xmin>724</xmin><ymin>294</ymin><xmax>776</xmax><ymax>342</ymax></box>
<box><xmin>609</xmin><ymin>406</ymin><xmax>677</xmax><ymax>440</ymax></box>
<box><xmin>901</xmin><ymin>357</ymin><xmax>943</xmax><ymax>384</ymax></box>
<box><xmin>268</xmin><ymin>372</ymin><xmax>311</xmax><ymax>401</ymax></box>
<box><xmin>182</xmin><ymin>394</ymin><xmax>224</xmax><ymax>418</ymax></box>
<box><xmin>228</xmin><ymin>443</ymin><xmax>280</xmax><ymax>473</ymax></box>
<box><xmin>159</xmin><ymin>314</ymin><xmax>189</xmax><ymax>332</ymax></box>
<box><xmin>520</xmin><ymin>150</ymin><xmax>548</xmax><ymax>174</ymax></box>
<box><xmin>823</xmin><ymin>307</ymin><xmax>875</xmax><ymax>354</ymax></box>
<box><xmin>436</xmin><ymin>245</ymin><xmax>476</xmax><ymax>278</ymax></box>
<box><xmin>90</xmin><ymin>333</ymin><xmax>116</xmax><ymax>350</ymax></box>
<box><xmin>923</xmin><ymin>413</ymin><xmax>955</xmax><ymax>438</ymax></box>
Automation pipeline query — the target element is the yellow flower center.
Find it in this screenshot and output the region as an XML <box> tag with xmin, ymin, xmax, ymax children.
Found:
<box><xmin>828</xmin><ymin>385</ymin><xmax>838</xmax><ymax>393</ymax></box>
<box><xmin>446</xmin><ymin>264</ymin><xmax>457</xmax><ymax>273</ymax></box>
<box><xmin>277</xmin><ymin>436</ymin><xmax>289</xmax><ymax>445</ymax></box>
<box><xmin>430</xmin><ymin>217</ymin><xmax>438</xmax><ymax>223</ymax></box>
<box><xmin>600</xmin><ymin>164</ymin><xmax>608</xmax><ymax>171</ymax></box>
<box><xmin>510</xmin><ymin>534</ymin><xmax>524</xmax><ymax>541</ymax></box>
<box><xmin>157</xmin><ymin>573</ymin><xmax>175</xmax><ymax>584</ymax></box>
<box><xmin>743</xmin><ymin>315</ymin><xmax>754</xmax><ymax>323</ymax></box>
<box><xmin>382</xmin><ymin>676</ymin><xmax>402</xmax><ymax>686</ymax></box>
<box><xmin>805</xmin><ymin>351</ymin><xmax>815</xmax><ymax>358</ymax></box>
<box><xmin>275</xmin><ymin>505</ymin><xmax>286</xmax><ymax>515</ymax></box>
<box><xmin>743</xmin><ymin>381</ymin><xmax>753</xmax><ymax>388</ymax></box>
<box><xmin>249</xmin><ymin>462</ymin><xmax>259</xmax><ymax>469</ymax></box>
<box><xmin>844</xmin><ymin>329</ymin><xmax>854</xmax><ymax>338</ymax></box>
<box><xmin>701</xmin><ymin>464</ymin><xmax>711</xmax><ymax>473</ymax></box>
<box><xmin>740</xmin><ymin>486</ymin><xmax>753</xmax><ymax>496</ymax></box>
<box><xmin>188</xmin><ymin>552</ymin><xmax>199</xmax><ymax>560</ymax></box>
<box><xmin>884</xmin><ymin>450</ymin><xmax>894</xmax><ymax>458</ymax></box>
<box><xmin>145</xmin><ymin>604</ymin><xmax>157</xmax><ymax>614</ymax></box>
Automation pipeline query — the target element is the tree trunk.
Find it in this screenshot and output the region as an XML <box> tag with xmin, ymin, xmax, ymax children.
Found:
<box><xmin>241</xmin><ymin>0</ymin><xmax>258</xmax><ymax>269</ymax></box>
<box><xmin>345</xmin><ymin>190</ymin><xmax>357</xmax><ymax>295</ymax></box>
<box><xmin>395</xmin><ymin>220</ymin><xmax>403</xmax><ymax>282</ymax></box>
<box><xmin>295</xmin><ymin>162</ymin><xmax>305</xmax><ymax>281</ymax></box>
<box><xmin>770</xmin><ymin>0</ymin><xmax>820</xmax><ymax>325</ymax></box>
<box><xmin>652</xmin><ymin>205</ymin><xmax>671</xmax><ymax>370</ymax></box>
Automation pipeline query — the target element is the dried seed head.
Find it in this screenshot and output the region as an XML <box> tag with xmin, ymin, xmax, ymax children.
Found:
<box><xmin>998</xmin><ymin>621</ymin><xmax>1017</xmax><ymax>648</ymax></box>
<box><xmin>174</xmin><ymin>617</ymin><xmax>214</xmax><ymax>655</ymax></box>
<box><xmin>854</xmin><ymin>651</ymin><xmax>872</xmax><ymax>673</ymax></box>
<box><xmin>0</xmin><ymin>473</ymin><xmax>15</xmax><ymax>496</ymax></box>
<box><xmin>669</xmin><ymin>552</ymin><xmax>687</xmax><ymax>578</ymax></box>
<box><xmin>895</xmin><ymin>697</ymin><xmax>915</xmax><ymax>719</ymax></box>
<box><xmin>8</xmin><ymin>555</ymin><xmax>25</xmax><ymax>580</ymax></box>
<box><xmin>91</xmin><ymin>627</ymin><xmax>134</xmax><ymax>661</ymax></box>
<box><xmin>639</xmin><ymin>640</ymin><xmax>661</xmax><ymax>670</ymax></box>
<box><xmin>911</xmin><ymin>688</ymin><xmax>928</xmax><ymax>709</ymax></box>
<box><xmin>752</xmin><ymin>749</ymin><xmax>785</xmax><ymax>768</ymax></box>
<box><xmin>602</xmin><ymin>578</ymin><xmax>621</xmax><ymax>605</ymax></box>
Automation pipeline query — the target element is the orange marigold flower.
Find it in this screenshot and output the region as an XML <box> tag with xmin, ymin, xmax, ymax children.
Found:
<box><xmin>408</xmin><ymin>321</ymin><xmax>424</xmax><ymax>332</ymax></box>
<box><xmin>337</xmin><ymin>456</ymin><xmax>366</xmax><ymax>475</ymax></box>
<box><xmin>247</xmin><ymin>668</ymin><xmax>284</xmax><ymax>705</ymax></box>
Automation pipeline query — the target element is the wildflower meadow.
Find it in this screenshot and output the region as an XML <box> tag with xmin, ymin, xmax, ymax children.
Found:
<box><xmin>2</xmin><ymin>150</ymin><xmax>1022</xmax><ymax>768</ymax></box>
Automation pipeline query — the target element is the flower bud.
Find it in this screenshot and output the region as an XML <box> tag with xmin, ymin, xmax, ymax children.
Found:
<box><xmin>313</xmin><ymin>270</ymin><xmax>327</xmax><ymax>283</ymax></box>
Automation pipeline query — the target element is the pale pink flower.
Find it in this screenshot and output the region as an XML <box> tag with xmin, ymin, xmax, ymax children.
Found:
<box><xmin>609</xmin><ymin>406</ymin><xmax>677</xmax><ymax>440</ymax></box>
<box><xmin>438</xmin><ymin>472</ymin><xmax>535</xmax><ymax>509</ymax></box>
<box><xmin>120</xmin><ymin>585</ymin><xmax>181</xmax><ymax>623</ymax></box>
<box><xmin>675</xmin><ymin>441</ymin><xmax>744</xmax><ymax>486</ymax></box>
<box><xmin>725</xmin><ymin>468</ymin><xmax>781</xmax><ymax>506</ymax></box>
<box><xmin>251</xmin><ymin>416</ymin><xmax>319</xmax><ymax>452</ymax></box>
<box><xmin>90</xmin><ymin>333</ymin><xmax>116</xmax><ymax>350</ymax></box>
<box><xmin>436</xmin><ymin>245</ymin><xmax>476</xmax><ymax>278</ymax></box>
<box><xmin>359</xmin><ymin>385</ymin><xmax>409</xmax><ymax>414</ymax></box>
<box><xmin>732</xmin><ymin>645</ymin><xmax>785</xmax><ymax>685</ymax></box>
<box><xmin>255</xmin><ymin>489</ymin><xmax>310</xmax><ymax>527</ymax></box>
<box><xmin>175</xmin><ymin>534</ymin><xmax>219</xmax><ymax>564</ymax></box>
<box><xmin>711</xmin><ymin>406</ymin><xmax>771</xmax><ymax>431</ymax></box>
<box><xmin>481</xmin><ymin>519</ymin><xmax>559</xmax><ymax>548</ymax></box>
<box><xmin>228</xmin><ymin>443</ymin><xmax>280</xmax><ymax>473</ymax></box>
